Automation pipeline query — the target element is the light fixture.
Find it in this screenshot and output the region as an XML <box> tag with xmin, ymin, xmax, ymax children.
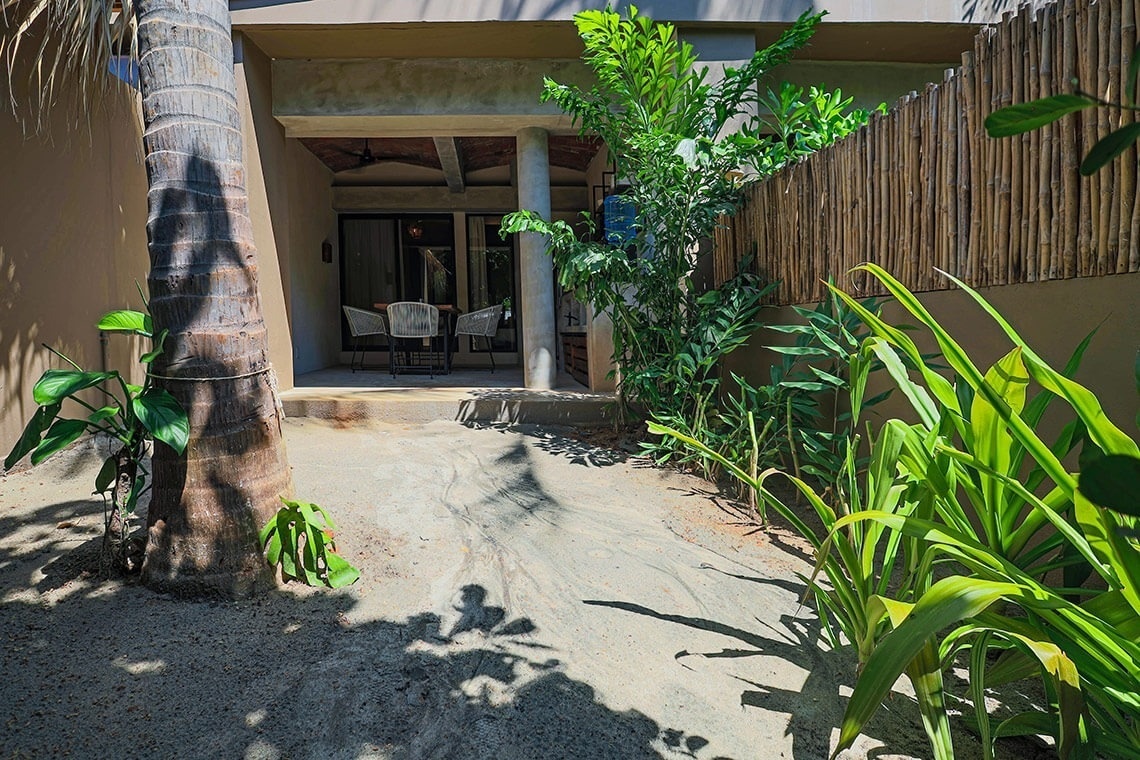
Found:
<box><xmin>406</xmin><ymin>221</ymin><xmax>424</xmax><ymax>240</ymax></box>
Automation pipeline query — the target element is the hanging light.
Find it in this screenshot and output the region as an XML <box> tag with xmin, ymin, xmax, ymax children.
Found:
<box><xmin>406</xmin><ymin>221</ymin><xmax>424</xmax><ymax>240</ymax></box>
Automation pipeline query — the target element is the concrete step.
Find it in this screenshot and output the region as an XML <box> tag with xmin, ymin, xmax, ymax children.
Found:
<box><xmin>280</xmin><ymin>386</ymin><xmax>615</xmax><ymax>427</ymax></box>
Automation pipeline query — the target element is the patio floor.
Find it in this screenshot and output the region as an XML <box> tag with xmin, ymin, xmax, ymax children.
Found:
<box><xmin>281</xmin><ymin>366</ymin><xmax>616</xmax><ymax>427</ymax></box>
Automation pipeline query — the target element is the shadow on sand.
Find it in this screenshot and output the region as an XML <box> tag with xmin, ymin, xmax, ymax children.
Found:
<box><xmin>1</xmin><ymin>498</ymin><xmax>722</xmax><ymax>759</ymax></box>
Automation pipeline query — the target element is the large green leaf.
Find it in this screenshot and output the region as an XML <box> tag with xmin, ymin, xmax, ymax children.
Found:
<box><xmin>97</xmin><ymin>309</ymin><xmax>153</xmax><ymax>336</ymax></box>
<box><xmin>1080</xmin><ymin>123</ymin><xmax>1140</xmax><ymax>176</ymax></box>
<box><xmin>94</xmin><ymin>455</ymin><xmax>117</xmax><ymax>494</ymax></box>
<box><xmin>847</xmin><ymin>265</ymin><xmax>1077</xmax><ymax>493</ymax></box>
<box><xmin>31</xmin><ymin>419</ymin><xmax>88</xmax><ymax>465</ymax></box>
<box><xmin>325</xmin><ymin>551</ymin><xmax>361</xmax><ymax>588</ymax></box>
<box><xmin>834</xmin><ymin>576</ymin><xmax>1024</xmax><ymax>756</ymax></box>
<box><xmin>984</xmin><ymin>94</ymin><xmax>1096</xmax><ymax>137</ymax></box>
<box><xmin>133</xmin><ymin>389</ymin><xmax>189</xmax><ymax>454</ymax></box>
<box><xmin>4</xmin><ymin>402</ymin><xmax>61</xmax><ymax>470</ymax></box>
<box><xmin>970</xmin><ymin>347</ymin><xmax>1030</xmax><ymax>550</ymax></box>
<box><xmin>1079</xmin><ymin>455</ymin><xmax>1140</xmax><ymax>517</ymax></box>
<box><xmin>32</xmin><ymin>369</ymin><xmax>116</xmax><ymax>405</ymax></box>
<box><xmin>933</xmin><ymin>267</ymin><xmax>1138</xmax><ymax>461</ymax></box>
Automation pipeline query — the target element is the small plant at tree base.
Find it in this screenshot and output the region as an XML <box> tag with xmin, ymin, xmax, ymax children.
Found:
<box><xmin>4</xmin><ymin>307</ymin><xmax>189</xmax><ymax>573</ymax></box>
<box><xmin>260</xmin><ymin>498</ymin><xmax>360</xmax><ymax>589</ymax></box>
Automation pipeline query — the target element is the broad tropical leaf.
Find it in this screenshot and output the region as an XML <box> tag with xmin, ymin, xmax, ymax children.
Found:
<box><xmin>97</xmin><ymin>310</ymin><xmax>153</xmax><ymax>336</ymax></box>
<box><xmin>132</xmin><ymin>389</ymin><xmax>189</xmax><ymax>454</ymax></box>
<box><xmin>31</xmin><ymin>419</ymin><xmax>88</xmax><ymax>465</ymax></box>
<box><xmin>4</xmin><ymin>402</ymin><xmax>62</xmax><ymax>470</ymax></box>
<box><xmin>1080</xmin><ymin>455</ymin><xmax>1140</xmax><ymax>516</ymax></box>
<box><xmin>32</xmin><ymin>369</ymin><xmax>116</xmax><ymax>405</ymax></box>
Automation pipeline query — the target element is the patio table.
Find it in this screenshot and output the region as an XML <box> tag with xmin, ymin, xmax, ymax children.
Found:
<box><xmin>374</xmin><ymin>303</ymin><xmax>458</xmax><ymax>374</ymax></box>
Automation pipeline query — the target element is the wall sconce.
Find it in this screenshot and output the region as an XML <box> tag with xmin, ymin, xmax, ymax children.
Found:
<box><xmin>321</xmin><ymin>240</ymin><xmax>333</xmax><ymax>263</ymax></box>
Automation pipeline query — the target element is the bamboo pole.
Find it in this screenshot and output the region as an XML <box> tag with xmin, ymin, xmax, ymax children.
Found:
<box><xmin>929</xmin><ymin>84</ymin><xmax>941</xmax><ymax>289</ymax></box>
<box><xmin>1120</xmin><ymin>0</ymin><xmax>1136</xmax><ymax>272</ymax></box>
<box><xmin>944</xmin><ymin>71</ymin><xmax>957</xmax><ymax>280</ymax></box>
<box><xmin>878</xmin><ymin>110</ymin><xmax>890</xmax><ymax>289</ymax></box>
<box><xmin>1025</xmin><ymin>7</ymin><xmax>1040</xmax><ymax>283</ymax></box>
<box><xmin>1097</xmin><ymin>0</ymin><xmax>1114</xmax><ymax>276</ymax></box>
<box><xmin>995</xmin><ymin>19</ymin><xmax>1013</xmax><ymax>286</ymax></box>
<box><xmin>1078</xmin><ymin>0</ymin><xmax>1096</xmax><ymax>279</ymax></box>
<box><xmin>957</xmin><ymin>58</ymin><xmax>972</xmax><ymax>279</ymax></box>
<box><xmin>1008</xmin><ymin>8</ymin><xmax>1025</xmax><ymax>284</ymax></box>
<box><xmin>963</xmin><ymin>50</ymin><xmax>981</xmax><ymax>283</ymax></box>
<box><xmin>1104</xmin><ymin>0</ymin><xmax>1122</xmax><ymax>274</ymax></box>
<box><xmin>982</xmin><ymin>27</ymin><xmax>998</xmax><ymax>286</ymax></box>
<box><xmin>1061</xmin><ymin>0</ymin><xmax>1079</xmax><ymax>279</ymax></box>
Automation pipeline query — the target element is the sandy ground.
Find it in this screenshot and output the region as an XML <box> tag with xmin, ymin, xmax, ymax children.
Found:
<box><xmin>0</xmin><ymin>419</ymin><xmax>1037</xmax><ymax>759</ymax></box>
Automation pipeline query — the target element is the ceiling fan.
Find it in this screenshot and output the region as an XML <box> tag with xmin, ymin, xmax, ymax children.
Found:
<box><xmin>336</xmin><ymin>138</ymin><xmax>379</xmax><ymax>168</ymax></box>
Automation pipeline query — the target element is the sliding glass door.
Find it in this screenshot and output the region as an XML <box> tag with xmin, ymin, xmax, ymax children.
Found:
<box><xmin>339</xmin><ymin>215</ymin><xmax>455</xmax><ymax>348</ymax></box>
<box><xmin>466</xmin><ymin>216</ymin><xmax>517</xmax><ymax>352</ymax></box>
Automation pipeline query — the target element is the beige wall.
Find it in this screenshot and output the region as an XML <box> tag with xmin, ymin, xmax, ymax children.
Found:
<box><xmin>286</xmin><ymin>139</ymin><xmax>340</xmax><ymax>374</ymax></box>
<box><xmin>0</xmin><ymin>72</ymin><xmax>150</xmax><ymax>455</ymax></box>
<box><xmin>235</xmin><ymin>35</ymin><xmax>340</xmax><ymax>384</ymax></box>
<box><xmin>724</xmin><ymin>273</ymin><xmax>1140</xmax><ymax>444</ymax></box>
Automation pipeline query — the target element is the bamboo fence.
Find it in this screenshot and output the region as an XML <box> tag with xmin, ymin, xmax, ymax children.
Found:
<box><xmin>714</xmin><ymin>0</ymin><xmax>1140</xmax><ymax>305</ymax></box>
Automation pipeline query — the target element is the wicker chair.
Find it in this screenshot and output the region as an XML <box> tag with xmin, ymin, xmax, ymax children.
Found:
<box><xmin>386</xmin><ymin>301</ymin><xmax>441</xmax><ymax>377</ymax></box>
<box><xmin>342</xmin><ymin>305</ymin><xmax>388</xmax><ymax>372</ymax></box>
<box><xmin>454</xmin><ymin>304</ymin><xmax>503</xmax><ymax>372</ymax></box>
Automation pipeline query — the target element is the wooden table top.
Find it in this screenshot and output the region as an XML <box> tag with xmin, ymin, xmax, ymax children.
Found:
<box><xmin>373</xmin><ymin>303</ymin><xmax>459</xmax><ymax>313</ymax></box>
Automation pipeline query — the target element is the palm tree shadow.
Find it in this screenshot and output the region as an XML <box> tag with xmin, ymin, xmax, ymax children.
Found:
<box><xmin>142</xmin><ymin>148</ymin><xmax>290</xmax><ymax>596</ymax></box>
<box><xmin>584</xmin><ymin>574</ymin><xmax>929</xmax><ymax>760</ymax></box>
<box><xmin>0</xmin><ymin>564</ymin><xmax>722</xmax><ymax>759</ymax></box>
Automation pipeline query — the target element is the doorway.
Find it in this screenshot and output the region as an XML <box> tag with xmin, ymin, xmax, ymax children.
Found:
<box><xmin>339</xmin><ymin>214</ymin><xmax>456</xmax><ymax>349</ymax></box>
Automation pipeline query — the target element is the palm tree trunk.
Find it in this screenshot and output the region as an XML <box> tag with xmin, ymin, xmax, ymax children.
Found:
<box><xmin>135</xmin><ymin>0</ymin><xmax>292</xmax><ymax>596</ymax></box>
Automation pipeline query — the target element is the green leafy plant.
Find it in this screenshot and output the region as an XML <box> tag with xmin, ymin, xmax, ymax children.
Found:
<box><xmin>260</xmin><ymin>497</ymin><xmax>360</xmax><ymax>589</ymax></box>
<box><xmin>4</xmin><ymin>306</ymin><xmax>188</xmax><ymax>572</ymax></box>
<box><xmin>657</xmin><ymin>264</ymin><xmax>1140</xmax><ymax>759</ymax></box>
<box><xmin>501</xmin><ymin>7</ymin><xmax>874</xmax><ymax>429</ymax></box>
<box><xmin>638</xmin><ymin>270</ymin><xmax>774</xmax><ymax>477</ymax></box>
<box><xmin>824</xmin><ymin>265</ymin><xmax>1140</xmax><ymax>760</ymax></box>
<box><xmin>654</xmin><ymin>288</ymin><xmax>889</xmax><ymax>517</ymax></box>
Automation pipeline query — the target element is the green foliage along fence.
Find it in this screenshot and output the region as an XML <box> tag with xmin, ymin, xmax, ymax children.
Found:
<box><xmin>715</xmin><ymin>0</ymin><xmax>1140</xmax><ymax>305</ymax></box>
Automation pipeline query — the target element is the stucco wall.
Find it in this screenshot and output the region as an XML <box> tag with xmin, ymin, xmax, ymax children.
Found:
<box><xmin>764</xmin><ymin>60</ymin><xmax>955</xmax><ymax>111</ymax></box>
<box><xmin>723</xmin><ymin>273</ymin><xmax>1140</xmax><ymax>445</ymax></box>
<box><xmin>236</xmin><ymin>36</ymin><xmax>341</xmax><ymax>383</ymax></box>
<box><xmin>0</xmin><ymin>75</ymin><xmax>150</xmax><ymax>455</ymax></box>
<box><xmin>285</xmin><ymin>139</ymin><xmax>340</xmax><ymax>374</ymax></box>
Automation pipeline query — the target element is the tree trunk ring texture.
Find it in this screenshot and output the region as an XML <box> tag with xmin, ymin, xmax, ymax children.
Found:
<box><xmin>135</xmin><ymin>0</ymin><xmax>293</xmax><ymax>597</ymax></box>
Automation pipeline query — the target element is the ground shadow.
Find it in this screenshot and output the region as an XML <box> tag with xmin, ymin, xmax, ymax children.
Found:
<box><xmin>1</xmin><ymin>535</ymin><xmax>719</xmax><ymax>759</ymax></box>
<box><xmin>460</xmin><ymin>421</ymin><xmax>629</xmax><ymax>469</ymax></box>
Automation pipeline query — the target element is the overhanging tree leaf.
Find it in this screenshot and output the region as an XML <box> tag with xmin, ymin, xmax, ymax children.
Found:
<box><xmin>1080</xmin><ymin>123</ymin><xmax>1140</xmax><ymax>175</ymax></box>
<box><xmin>1080</xmin><ymin>455</ymin><xmax>1140</xmax><ymax>517</ymax></box>
<box><xmin>984</xmin><ymin>94</ymin><xmax>1097</xmax><ymax>137</ymax></box>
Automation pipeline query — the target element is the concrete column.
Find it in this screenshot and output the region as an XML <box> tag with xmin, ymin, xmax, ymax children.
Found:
<box><xmin>516</xmin><ymin>126</ymin><xmax>557</xmax><ymax>390</ymax></box>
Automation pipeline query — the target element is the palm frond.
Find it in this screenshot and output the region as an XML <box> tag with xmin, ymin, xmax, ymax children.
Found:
<box><xmin>2</xmin><ymin>0</ymin><xmax>137</xmax><ymax>132</ymax></box>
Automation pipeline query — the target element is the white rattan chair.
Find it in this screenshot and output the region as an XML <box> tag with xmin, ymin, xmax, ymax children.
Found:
<box><xmin>342</xmin><ymin>305</ymin><xmax>388</xmax><ymax>372</ymax></box>
<box><xmin>454</xmin><ymin>304</ymin><xmax>503</xmax><ymax>372</ymax></box>
<box><xmin>386</xmin><ymin>301</ymin><xmax>441</xmax><ymax>377</ymax></box>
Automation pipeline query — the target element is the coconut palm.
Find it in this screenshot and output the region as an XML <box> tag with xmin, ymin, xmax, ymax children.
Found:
<box><xmin>3</xmin><ymin>0</ymin><xmax>293</xmax><ymax>596</ymax></box>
